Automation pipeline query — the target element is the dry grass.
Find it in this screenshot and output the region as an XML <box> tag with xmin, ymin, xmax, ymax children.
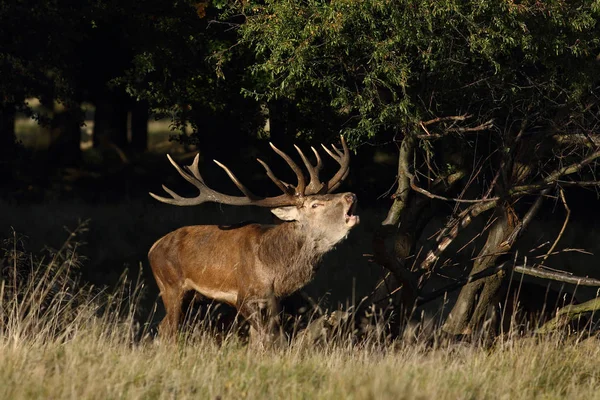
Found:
<box><xmin>1</xmin><ymin>228</ymin><xmax>600</xmax><ymax>400</ymax></box>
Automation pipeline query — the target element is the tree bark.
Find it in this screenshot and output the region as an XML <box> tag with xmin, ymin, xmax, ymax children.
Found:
<box><xmin>442</xmin><ymin>205</ymin><xmax>518</xmax><ymax>335</ymax></box>
<box><xmin>372</xmin><ymin>135</ymin><xmax>419</xmax><ymax>309</ymax></box>
<box><xmin>0</xmin><ymin>103</ymin><xmax>16</xmax><ymax>154</ymax></box>
<box><xmin>93</xmin><ymin>92</ymin><xmax>129</xmax><ymax>150</ymax></box>
<box><xmin>0</xmin><ymin>103</ymin><xmax>17</xmax><ymax>183</ymax></box>
<box><xmin>47</xmin><ymin>105</ymin><xmax>83</xmax><ymax>167</ymax></box>
<box><xmin>130</xmin><ymin>100</ymin><xmax>149</xmax><ymax>153</ymax></box>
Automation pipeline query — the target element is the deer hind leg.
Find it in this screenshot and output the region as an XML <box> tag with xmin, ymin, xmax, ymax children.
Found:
<box><xmin>158</xmin><ymin>284</ymin><xmax>184</xmax><ymax>341</ymax></box>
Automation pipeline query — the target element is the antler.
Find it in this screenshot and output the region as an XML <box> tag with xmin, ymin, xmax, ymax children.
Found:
<box><xmin>150</xmin><ymin>136</ymin><xmax>351</xmax><ymax>208</ymax></box>
<box><xmin>320</xmin><ymin>136</ymin><xmax>350</xmax><ymax>193</ymax></box>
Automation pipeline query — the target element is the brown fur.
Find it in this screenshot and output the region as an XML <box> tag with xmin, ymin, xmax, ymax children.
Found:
<box><xmin>149</xmin><ymin>193</ymin><xmax>359</xmax><ymax>341</ymax></box>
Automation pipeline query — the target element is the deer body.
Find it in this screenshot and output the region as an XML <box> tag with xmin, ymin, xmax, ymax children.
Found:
<box><xmin>149</xmin><ymin>138</ymin><xmax>358</xmax><ymax>341</ymax></box>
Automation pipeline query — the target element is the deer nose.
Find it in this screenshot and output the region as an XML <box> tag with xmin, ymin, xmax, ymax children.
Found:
<box><xmin>344</xmin><ymin>193</ymin><xmax>357</xmax><ymax>203</ymax></box>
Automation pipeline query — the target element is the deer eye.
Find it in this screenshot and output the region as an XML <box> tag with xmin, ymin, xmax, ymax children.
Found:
<box><xmin>311</xmin><ymin>203</ymin><xmax>323</xmax><ymax>209</ymax></box>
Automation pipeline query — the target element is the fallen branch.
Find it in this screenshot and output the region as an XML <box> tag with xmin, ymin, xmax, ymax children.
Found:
<box><xmin>536</xmin><ymin>296</ymin><xmax>600</xmax><ymax>334</ymax></box>
<box><xmin>415</xmin><ymin>261</ymin><xmax>600</xmax><ymax>308</ymax></box>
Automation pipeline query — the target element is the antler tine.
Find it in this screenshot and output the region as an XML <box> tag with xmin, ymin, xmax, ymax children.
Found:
<box><xmin>256</xmin><ymin>158</ymin><xmax>293</xmax><ymax>194</ymax></box>
<box><xmin>331</xmin><ymin>144</ymin><xmax>344</xmax><ymax>158</ymax></box>
<box><xmin>213</xmin><ymin>160</ymin><xmax>257</xmax><ymax>199</ymax></box>
<box><xmin>149</xmin><ymin>184</ymin><xmax>192</xmax><ymax>205</ymax></box>
<box><xmin>294</xmin><ymin>145</ymin><xmax>324</xmax><ymax>194</ymax></box>
<box><xmin>184</xmin><ymin>154</ymin><xmax>205</xmax><ymax>183</ymax></box>
<box><xmin>166</xmin><ymin>154</ymin><xmax>204</xmax><ymax>190</ymax></box>
<box><xmin>161</xmin><ymin>184</ymin><xmax>184</xmax><ymax>199</ymax></box>
<box><xmin>320</xmin><ymin>135</ymin><xmax>350</xmax><ymax>193</ymax></box>
<box><xmin>328</xmin><ymin>168</ymin><xmax>350</xmax><ymax>193</ymax></box>
<box><xmin>311</xmin><ymin>146</ymin><xmax>323</xmax><ymax>170</ymax></box>
<box><xmin>269</xmin><ymin>142</ymin><xmax>307</xmax><ymax>195</ymax></box>
<box><xmin>149</xmin><ymin>154</ymin><xmax>211</xmax><ymax>206</ymax></box>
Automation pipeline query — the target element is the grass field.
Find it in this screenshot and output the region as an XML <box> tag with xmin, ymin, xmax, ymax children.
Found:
<box><xmin>2</xmin><ymin>328</ymin><xmax>600</xmax><ymax>400</ymax></box>
<box><xmin>1</xmin><ymin>230</ymin><xmax>600</xmax><ymax>400</ymax></box>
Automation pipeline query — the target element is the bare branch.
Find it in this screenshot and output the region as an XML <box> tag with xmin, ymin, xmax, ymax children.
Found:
<box><xmin>540</xmin><ymin>189</ymin><xmax>570</xmax><ymax>265</ymax></box>
<box><xmin>417</xmin><ymin>119</ymin><xmax>494</xmax><ymax>140</ymax></box>
<box><xmin>513</xmin><ymin>265</ymin><xmax>600</xmax><ymax>286</ymax></box>
<box><xmin>546</xmin><ymin>150</ymin><xmax>600</xmax><ymax>182</ymax></box>
<box><xmin>553</xmin><ymin>134</ymin><xmax>600</xmax><ymax>148</ymax></box>
<box><xmin>510</xmin><ymin>150</ymin><xmax>600</xmax><ymax>195</ymax></box>
<box><xmin>511</xmin><ymin>180</ymin><xmax>600</xmax><ymax>195</ymax></box>
<box><xmin>421</xmin><ymin>114</ymin><xmax>471</xmax><ymax>126</ymax></box>
<box><xmin>448</xmin><ymin>119</ymin><xmax>495</xmax><ymax>133</ymax></box>
<box><xmin>409</xmin><ymin>174</ymin><xmax>498</xmax><ymax>203</ymax></box>
<box><xmin>420</xmin><ymin>200</ymin><xmax>498</xmax><ymax>271</ymax></box>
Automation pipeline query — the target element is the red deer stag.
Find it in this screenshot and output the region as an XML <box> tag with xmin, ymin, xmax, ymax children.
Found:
<box><xmin>148</xmin><ymin>137</ymin><xmax>359</xmax><ymax>342</ymax></box>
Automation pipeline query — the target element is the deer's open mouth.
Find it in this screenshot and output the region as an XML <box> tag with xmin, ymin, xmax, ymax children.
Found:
<box><xmin>345</xmin><ymin>200</ymin><xmax>359</xmax><ymax>226</ymax></box>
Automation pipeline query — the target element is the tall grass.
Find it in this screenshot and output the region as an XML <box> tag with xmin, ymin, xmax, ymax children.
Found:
<box><xmin>1</xmin><ymin>228</ymin><xmax>600</xmax><ymax>400</ymax></box>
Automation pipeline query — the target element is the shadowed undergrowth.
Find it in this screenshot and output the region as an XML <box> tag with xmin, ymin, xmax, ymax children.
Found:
<box><xmin>1</xmin><ymin>228</ymin><xmax>600</xmax><ymax>400</ymax></box>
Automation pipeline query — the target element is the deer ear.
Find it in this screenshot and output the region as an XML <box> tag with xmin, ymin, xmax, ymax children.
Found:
<box><xmin>271</xmin><ymin>206</ymin><xmax>300</xmax><ymax>221</ymax></box>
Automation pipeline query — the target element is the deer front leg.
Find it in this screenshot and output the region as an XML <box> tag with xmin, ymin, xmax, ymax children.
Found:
<box><xmin>238</xmin><ymin>294</ymin><xmax>283</xmax><ymax>349</ymax></box>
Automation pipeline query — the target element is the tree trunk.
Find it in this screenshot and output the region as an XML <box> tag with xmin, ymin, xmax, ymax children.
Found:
<box><xmin>0</xmin><ymin>103</ymin><xmax>17</xmax><ymax>183</ymax></box>
<box><xmin>442</xmin><ymin>205</ymin><xmax>518</xmax><ymax>335</ymax></box>
<box><xmin>130</xmin><ymin>100</ymin><xmax>149</xmax><ymax>153</ymax></box>
<box><xmin>0</xmin><ymin>103</ymin><xmax>16</xmax><ymax>154</ymax></box>
<box><xmin>372</xmin><ymin>135</ymin><xmax>419</xmax><ymax>310</ymax></box>
<box><xmin>93</xmin><ymin>93</ymin><xmax>129</xmax><ymax>150</ymax></box>
<box><xmin>47</xmin><ymin>105</ymin><xmax>83</xmax><ymax>167</ymax></box>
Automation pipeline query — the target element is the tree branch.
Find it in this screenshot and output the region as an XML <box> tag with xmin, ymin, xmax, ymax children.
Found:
<box><xmin>513</xmin><ymin>265</ymin><xmax>600</xmax><ymax>286</ymax></box>
<box><xmin>540</xmin><ymin>189</ymin><xmax>570</xmax><ymax>265</ymax></box>
<box><xmin>409</xmin><ymin>174</ymin><xmax>499</xmax><ymax>203</ymax></box>
<box><xmin>420</xmin><ymin>200</ymin><xmax>498</xmax><ymax>271</ymax></box>
<box><xmin>374</xmin><ymin>135</ymin><xmax>419</xmax><ymax>305</ymax></box>
<box><xmin>417</xmin><ymin>119</ymin><xmax>494</xmax><ymax>139</ymax></box>
<box><xmin>546</xmin><ymin>150</ymin><xmax>600</xmax><ymax>182</ymax></box>
<box><xmin>553</xmin><ymin>134</ymin><xmax>600</xmax><ymax>148</ymax></box>
<box><xmin>421</xmin><ymin>114</ymin><xmax>470</xmax><ymax>126</ymax></box>
<box><xmin>510</xmin><ymin>150</ymin><xmax>600</xmax><ymax>195</ymax></box>
<box><xmin>536</xmin><ymin>297</ymin><xmax>600</xmax><ymax>333</ymax></box>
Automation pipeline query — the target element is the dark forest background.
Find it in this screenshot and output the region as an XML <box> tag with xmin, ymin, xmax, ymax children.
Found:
<box><xmin>2</xmin><ymin>0</ymin><xmax>600</xmax><ymax>336</ymax></box>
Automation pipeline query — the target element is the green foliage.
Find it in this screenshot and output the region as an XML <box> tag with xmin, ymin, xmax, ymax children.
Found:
<box><xmin>238</xmin><ymin>0</ymin><xmax>600</xmax><ymax>143</ymax></box>
<box><xmin>116</xmin><ymin>1</ymin><xmax>264</xmax><ymax>139</ymax></box>
<box><xmin>0</xmin><ymin>0</ymin><xmax>86</xmax><ymax>109</ymax></box>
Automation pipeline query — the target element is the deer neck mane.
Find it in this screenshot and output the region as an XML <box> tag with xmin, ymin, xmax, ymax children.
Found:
<box><xmin>258</xmin><ymin>222</ymin><xmax>332</xmax><ymax>297</ymax></box>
